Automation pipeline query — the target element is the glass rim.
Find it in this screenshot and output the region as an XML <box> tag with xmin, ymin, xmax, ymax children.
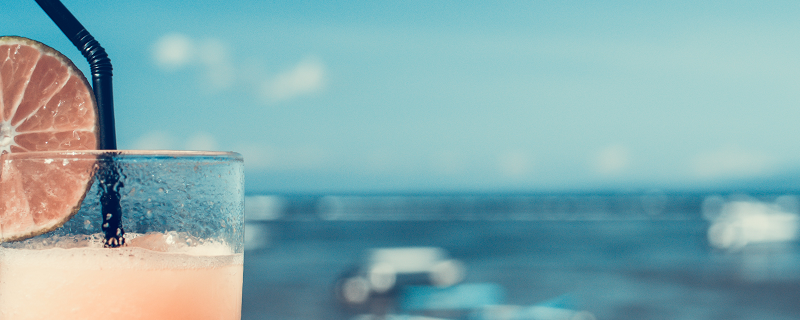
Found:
<box><xmin>2</xmin><ymin>150</ymin><xmax>242</xmax><ymax>159</ymax></box>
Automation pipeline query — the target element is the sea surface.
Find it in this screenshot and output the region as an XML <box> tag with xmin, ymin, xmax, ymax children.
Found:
<box><xmin>240</xmin><ymin>192</ymin><xmax>800</xmax><ymax>320</ymax></box>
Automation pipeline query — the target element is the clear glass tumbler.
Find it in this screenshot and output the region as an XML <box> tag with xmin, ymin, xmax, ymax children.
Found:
<box><xmin>0</xmin><ymin>150</ymin><xmax>244</xmax><ymax>320</ymax></box>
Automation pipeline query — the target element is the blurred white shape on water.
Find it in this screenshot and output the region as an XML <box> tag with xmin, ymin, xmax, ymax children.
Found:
<box><xmin>245</xmin><ymin>195</ymin><xmax>285</xmax><ymax>221</ymax></box>
<box><xmin>369</xmin><ymin>247</ymin><xmax>447</xmax><ymax>274</ymax></box>
<box><xmin>243</xmin><ymin>195</ymin><xmax>284</xmax><ymax>251</ymax></box>
<box><xmin>244</xmin><ymin>223</ymin><xmax>270</xmax><ymax>251</ymax></box>
<box><xmin>342</xmin><ymin>277</ymin><xmax>372</xmax><ymax>304</ymax></box>
<box><xmin>368</xmin><ymin>247</ymin><xmax>465</xmax><ymax>288</ymax></box>
<box><xmin>704</xmin><ymin>195</ymin><xmax>799</xmax><ymax>250</ymax></box>
<box><xmin>337</xmin><ymin>247</ymin><xmax>465</xmax><ymax>307</ymax></box>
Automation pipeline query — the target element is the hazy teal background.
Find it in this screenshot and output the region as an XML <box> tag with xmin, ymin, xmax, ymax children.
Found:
<box><xmin>5</xmin><ymin>1</ymin><xmax>800</xmax><ymax>193</ymax></box>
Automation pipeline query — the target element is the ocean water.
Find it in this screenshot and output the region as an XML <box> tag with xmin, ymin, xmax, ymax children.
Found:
<box><xmin>241</xmin><ymin>192</ymin><xmax>800</xmax><ymax>320</ymax></box>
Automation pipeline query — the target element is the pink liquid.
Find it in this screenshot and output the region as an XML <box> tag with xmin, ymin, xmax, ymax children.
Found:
<box><xmin>0</xmin><ymin>245</ymin><xmax>243</xmax><ymax>320</ymax></box>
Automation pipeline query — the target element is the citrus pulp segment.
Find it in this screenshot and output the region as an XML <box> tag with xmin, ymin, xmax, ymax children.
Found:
<box><xmin>0</xmin><ymin>36</ymin><xmax>99</xmax><ymax>242</ymax></box>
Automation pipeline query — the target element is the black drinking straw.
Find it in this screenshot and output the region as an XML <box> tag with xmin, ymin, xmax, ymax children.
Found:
<box><xmin>35</xmin><ymin>0</ymin><xmax>125</xmax><ymax>248</ymax></box>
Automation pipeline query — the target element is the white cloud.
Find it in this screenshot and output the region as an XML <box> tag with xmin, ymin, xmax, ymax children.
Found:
<box><xmin>132</xmin><ymin>131</ymin><xmax>177</xmax><ymax>150</ymax></box>
<box><xmin>196</xmin><ymin>38</ymin><xmax>235</xmax><ymax>90</ymax></box>
<box><xmin>151</xmin><ymin>34</ymin><xmax>235</xmax><ymax>90</ymax></box>
<box><xmin>498</xmin><ymin>150</ymin><xmax>533</xmax><ymax>178</ymax></box>
<box><xmin>152</xmin><ymin>33</ymin><xmax>194</xmax><ymax>70</ymax></box>
<box><xmin>262</xmin><ymin>57</ymin><xmax>326</xmax><ymax>101</ymax></box>
<box><xmin>692</xmin><ymin>146</ymin><xmax>776</xmax><ymax>179</ymax></box>
<box><xmin>185</xmin><ymin>132</ymin><xmax>218</xmax><ymax>151</ymax></box>
<box><xmin>153</xmin><ymin>34</ymin><xmax>325</xmax><ymax>99</ymax></box>
<box><xmin>594</xmin><ymin>144</ymin><xmax>631</xmax><ymax>176</ymax></box>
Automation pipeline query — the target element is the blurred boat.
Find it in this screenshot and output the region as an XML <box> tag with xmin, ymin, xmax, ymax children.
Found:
<box><xmin>335</xmin><ymin>247</ymin><xmax>465</xmax><ymax>309</ymax></box>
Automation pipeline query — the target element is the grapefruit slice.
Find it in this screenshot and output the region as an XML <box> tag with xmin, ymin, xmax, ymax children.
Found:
<box><xmin>0</xmin><ymin>36</ymin><xmax>99</xmax><ymax>242</ymax></box>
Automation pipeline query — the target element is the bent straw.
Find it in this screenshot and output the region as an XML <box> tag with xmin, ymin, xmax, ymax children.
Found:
<box><xmin>35</xmin><ymin>0</ymin><xmax>124</xmax><ymax>248</ymax></box>
<box><xmin>33</xmin><ymin>0</ymin><xmax>116</xmax><ymax>150</ymax></box>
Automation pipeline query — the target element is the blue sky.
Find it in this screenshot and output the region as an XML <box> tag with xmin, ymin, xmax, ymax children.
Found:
<box><xmin>5</xmin><ymin>1</ymin><xmax>800</xmax><ymax>193</ymax></box>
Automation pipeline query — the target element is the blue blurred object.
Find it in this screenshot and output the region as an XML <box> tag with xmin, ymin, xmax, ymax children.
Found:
<box><xmin>469</xmin><ymin>305</ymin><xmax>596</xmax><ymax>320</ymax></box>
<box><xmin>399</xmin><ymin>283</ymin><xmax>505</xmax><ymax>311</ymax></box>
<box><xmin>466</xmin><ymin>295</ymin><xmax>596</xmax><ymax>320</ymax></box>
<box><xmin>533</xmin><ymin>294</ymin><xmax>576</xmax><ymax>310</ymax></box>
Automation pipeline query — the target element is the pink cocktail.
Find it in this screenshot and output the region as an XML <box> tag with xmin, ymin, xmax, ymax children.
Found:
<box><xmin>0</xmin><ymin>151</ymin><xmax>245</xmax><ymax>319</ymax></box>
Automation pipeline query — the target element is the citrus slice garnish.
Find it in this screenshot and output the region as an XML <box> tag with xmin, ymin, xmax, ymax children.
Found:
<box><xmin>0</xmin><ymin>36</ymin><xmax>99</xmax><ymax>242</ymax></box>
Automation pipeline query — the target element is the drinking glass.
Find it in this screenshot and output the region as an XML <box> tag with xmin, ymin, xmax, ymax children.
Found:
<box><xmin>0</xmin><ymin>150</ymin><xmax>244</xmax><ymax>320</ymax></box>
